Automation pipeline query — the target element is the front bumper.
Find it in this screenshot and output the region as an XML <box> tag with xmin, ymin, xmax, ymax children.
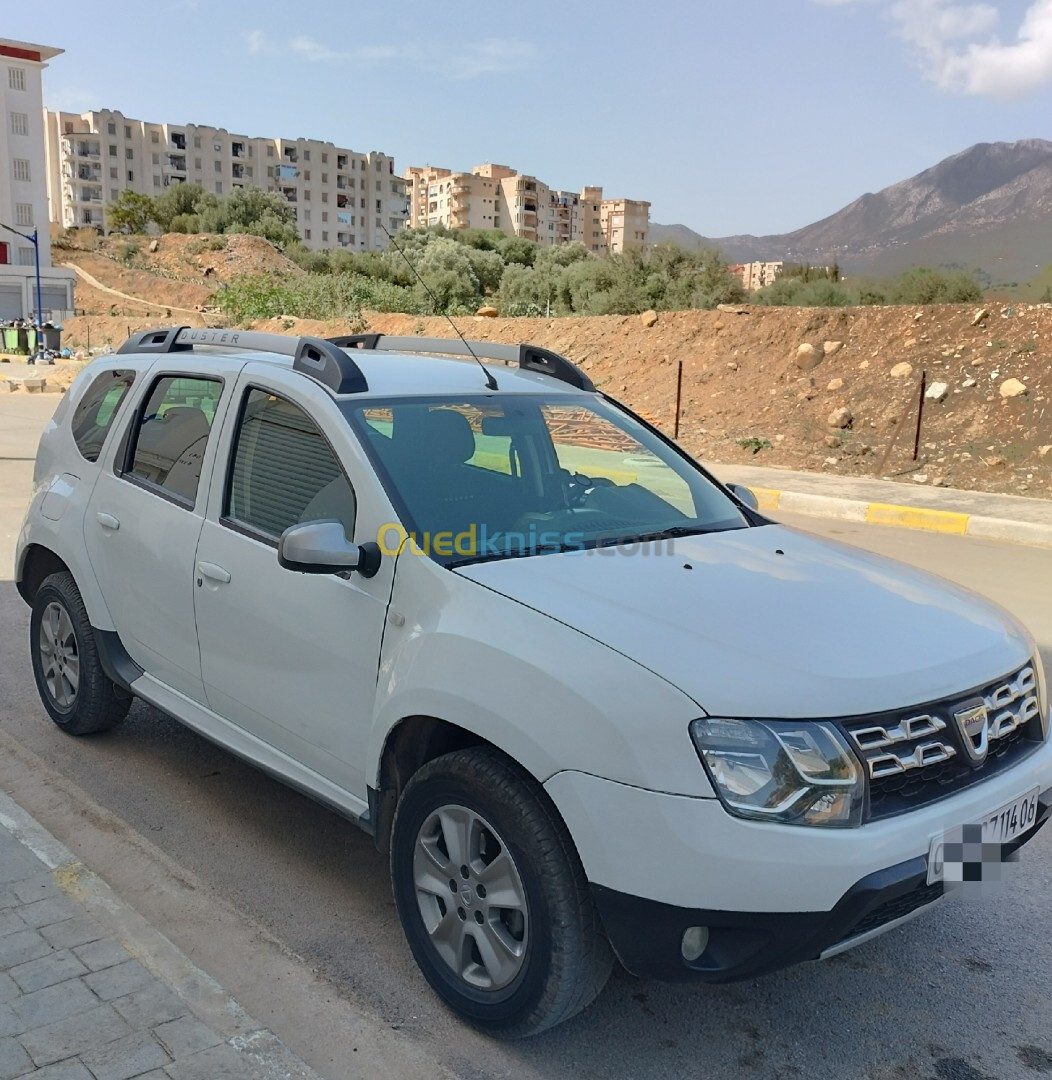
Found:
<box><xmin>591</xmin><ymin>787</ymin><xmax>1051</xmax><ymax>983</ymax></box>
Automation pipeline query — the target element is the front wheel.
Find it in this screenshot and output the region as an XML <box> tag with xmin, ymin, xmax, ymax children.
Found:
<box><xmin>390</xmin><ymin>747</ymin><xmax>613</xmax><ymax>1038</ymax></box>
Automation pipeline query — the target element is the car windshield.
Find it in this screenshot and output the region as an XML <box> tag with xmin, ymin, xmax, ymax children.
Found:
<box><xmin>343</xmin><ymin>393</ymin><xmax>751</xmax><ymax>566</ymax></box>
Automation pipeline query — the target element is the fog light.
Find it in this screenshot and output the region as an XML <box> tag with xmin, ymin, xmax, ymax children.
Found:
<box><xmin>681</xmin><ymin>926</ymin><xmax>709</xmax><ymax>962</ymax></box>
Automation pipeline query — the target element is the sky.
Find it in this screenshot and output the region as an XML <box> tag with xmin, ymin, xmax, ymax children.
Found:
<box><xmin>6</xmin><ymin>0</ymin><xmax>1052</xmax><ymax>237</ymax></box>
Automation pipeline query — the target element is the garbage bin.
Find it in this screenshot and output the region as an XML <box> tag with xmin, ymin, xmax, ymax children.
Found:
<box><xmin>16</xmin><ymin>328</ymin><xmax>29</xmax><ymax>354</ymax></box>
<box><xmin>1</xmin><ymin>328</ymin><xmax>18</xmax><ymax>353</ymax></box>
<box><xmin>41</xmin><ymin>327</ymin><xmax>61</xmax><ymax>351</ymax></box>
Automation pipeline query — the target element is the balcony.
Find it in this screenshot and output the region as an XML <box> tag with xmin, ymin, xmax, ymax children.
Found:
<box><xmin>337</xmin><ymin>194</ymin><xmax>349</xmax><ymax>209</ymax></box>
<box><xmin>78</xmin><ymin>187</ymin><xmax>102</xmax><ymax>204</ymax></box>
<box><xmin>170</xmin><ymin>133</ymin><xmax>186</xmax><ymax>150</ymax></box>
<box><xmin>165</xmin><ymin>154</ymin><xmax>187</xmax><ymax>172</ymax></box>
<box><xmin>337</xmin><ymin>155</ymin><xmax>348</xmax><ymax>169</ymax></box>
<box><xmin>232</xmin><ymin>142</ymin><xmax>244</xmax><ymax>158</ymax></box>
<box><xmin>77</xmin><ymin>167</ymin><xmax>101</xmax><ymax>182</ymax></box>
<box><xmin>277</xmin><ymin>164</ymin><xmax>298</xmax><ymax>180</ymax></box>
<box><xmin>232</xmin><ymin>164</ymin><xmax>245</xmax><ymax>179</ymax></box>
<box><xmin>73</xmin><ymin>142</ymin><xmax>101</xmax><ymax>158</ymax></box>
<box><xmin>337</xmin><ymin>211</ymin><xmax>351</xmax><ymax>225</ymax></box>
<box><xmin>281</xmin><ymin>188</ymin><xmax>297</xmax><ymax>203</ymax></box>
<box><xmin>283</xmin><ymin>148</ymin><xmax>298</xmax><ymax>163</ymax></box>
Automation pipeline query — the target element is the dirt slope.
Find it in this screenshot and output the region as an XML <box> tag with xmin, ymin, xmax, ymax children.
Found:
<box><xmin>52</xmin><ymin>239</ymin><xmax>1052</xmax><ymax>499</ymax></box>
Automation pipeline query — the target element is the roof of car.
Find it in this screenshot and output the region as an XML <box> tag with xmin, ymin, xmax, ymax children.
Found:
<box><xmin>115</xmin><ymin>328</ymin><xmax>597</xmax><ymax>400</ymax></box>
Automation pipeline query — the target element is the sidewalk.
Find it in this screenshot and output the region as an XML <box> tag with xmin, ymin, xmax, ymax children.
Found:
<box><xmin>718</xmin><ymin>462</ymin><xmax>1052</xmax><ymax>549</ymax></box>
<box><xmin>0</xmin><ymin>791</ymin><xmax>322</xmax><ymax>1080</ymax></box>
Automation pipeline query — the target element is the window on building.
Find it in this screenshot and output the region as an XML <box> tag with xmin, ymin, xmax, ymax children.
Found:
<box><xmin>15</xmin><ymin>203</ymin><xmax>32</xmax><ymax>226</ymax></box>
<box><xmin>375</xmin><ymin>199</ymin><xmax>381</xmax><ymax>212</ymax></box>
<box><xmin>215</xmin><ymin>182</ymin><xmax>223</xmax><ymax>194</ymax></box>
<box><xmin>360</xmin><ymin>198</ymin><xmax>365</xmax><ymax>209</ymax></box>
<box><xmin>111</xmin><ymin>188</ymin><xmax>118</xmax><ymax>201</ymax></box>
<box><xmin>106</xmin><ymin>121</ymin><xmax>116</xmax><ymax>135</ymax></box>
<box><xmin>10</xmin><ymin>112</ymin><xmax>28</xmax><ymax>136</ymax></box>
<box><xmin>153</xmin><ymin>176</ymin><xmax>161</xmax><ymax>188</ymax></box>
<box><xmin>321</xmin><ymin>153</ymin><xmax>328</xmax><ymax>164</ymax></box>
<box><xmin>304</xmin><ymin>229</ymin><xmax>311</xmax><ymax>240</ymax></box>
<box><xmin>322</xmin><ymin>231</ymin><xmax>328</xmax><ymax>242</ymax></box>
<box><xmin>303</xmin><ymin>170</ymin><xmax>310</xmax><ymax>181</ymax></box>
<box><xmin>375</xmin><ymin>160</ymin><xmax>381</xmax><ymax>172</ymax></box>
<box><xmin>126</xmin><ymin>376</ymin><xmax>223</xmax><ymax>505</ymax></box>
<box><xmin>304</xmin><ymin>190</ymin><xmax>311</xmax><ymax>201</ymax></box>
<box><xmin>152</xmin><ymin>153</ymin><xmax>160</xmax><ymax>165</ymax></box>
<box><xmin>349</xmin><ymin>178</ymin><xmax>355</xmax><ymax>189</ymax></box>
<box><xmin>12</xmin><ymin>158</ymin><xmax>30</xmax><ymax>182</ymax></box>
<box><xmin>194</xmin><ymin>136</ymin><xmax>201</xmax><ymax>148</ymax></box>
<box><xmin>266</xmin><ymin>146</ymin><xmax>274</xmax><ymax>157</ymax></box>
<box><xmin>127</xmin><ymin>170</ymin><xmax>134</xmax><ymax>182</ymax></box>
<box><xmin>8</xmin><ymin>67</ymin><xmax>26</xmax><ymax>91</ymax></box>
<box><xmin>303</xmin><ymin>150</ymin><xmax>310</xmax><ymax>161</ymax></box>
<box><xmin>321</xmin><ymin>192</ymin><xmax>328</xmax><ymax>203</ymax></box>
<box><xmin>214</xmin><ymin>160</ymin><xmax>221</xmax><ymax>172</ymax></box>
<box><xmin>110</xmin><ymin>167</ymin><xmax>118</xmax><ymax>179</ymax></box>
<box><xmin>375</xmin><ymin>218</ymin><xmax>381</xmax><ymax>229</ymax></box>
<box><xmin>125</xmin><ymin>147</ymin><xmax>133</xmax><ymax>160</ymax></box>
<box><xmin>124</xmin><ymin>125</ymin><xmax>132</xmax><ymax>138</ymax></box>
<box><xmin>321</xmin><ymin>211</ymin><xmax>328</xmax><ymax>222</ymax></box>
<box><xmin>303</xmin><ymin>209</ymin><xmax>311</xmax><ymax>222</ymax></box>
<box><xmin>109</xmin><ymin>145</ymin><xmax>117</xmax><ymax>157</ymax></box>
<box><xmin>195</xmin><ymin>157</ymin><xmax>202</xmax><ymax>170</ymax></box>
<box><xmin>18</xmin><ymin>247</ymin><xmax>35</xmax><ymax>266</ymax></box>
<box><xmin>321</xmin><ymin>173</ymin><xmax>327</xmax><ymax>184</ymax></box>
<box><xmin>151</xmin><ymin>131</ymin><xmax>159</xmax><ymax>143</ymax></box>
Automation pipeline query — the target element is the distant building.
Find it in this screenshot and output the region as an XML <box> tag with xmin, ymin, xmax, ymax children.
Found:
<box><xmin>402</xmin><ymin>164</ymin><xmax>649</xmax><ymax>253</ymax></box>
<box><xmin>737</xmin><ymin>261</ymin><xmax>783</xmax><ymax>290</ymax></box>
<box><xmin>0</xmin><ymin>38</ymin><xmax>75</xmax><ymax>319</ymax></box>
<box><xmin>44</xmin><ymin>109</ymin><xmax>408</xmax><ymax>252</ymax></box>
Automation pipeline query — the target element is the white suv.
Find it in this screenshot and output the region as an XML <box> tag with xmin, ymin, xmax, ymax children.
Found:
<box><xmin>16</xmin><ymin>326</ymin><xmax>1052</xmax><ymax>1037</ymax></box>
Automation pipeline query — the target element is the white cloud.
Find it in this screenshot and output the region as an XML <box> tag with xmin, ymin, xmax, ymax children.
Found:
<box><xmin>812</xmin><ymin>0</ymin><xmax>1052</xmax><ymax>98</ymax></box>
<box><xmin>245</xmin><ymin>31</ymin><xmax>535</xmax><ymax>79</ymax></box>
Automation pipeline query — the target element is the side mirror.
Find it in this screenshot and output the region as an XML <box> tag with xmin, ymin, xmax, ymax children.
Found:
<box><xmin>277</xmin><ymin>520</ymin><xmax>381</xmax><ymax>578</ymax></box>
<box><xmin>727</xmin><ymin>483</ymin><xmax>759</xmax><ymax>511</ymax></box>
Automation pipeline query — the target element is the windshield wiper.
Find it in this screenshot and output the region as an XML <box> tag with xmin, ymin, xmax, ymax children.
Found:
<box><xmin>604</xmin><ymin>523</ymin><xmax>741</xmax><ymax>546</ymax></box>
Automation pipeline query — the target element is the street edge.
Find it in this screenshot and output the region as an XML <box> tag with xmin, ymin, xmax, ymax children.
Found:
<box><xmin>750</xmin><ymin>487</ymin><xmax>1052</xmax><ymax>549</ymax></box>
<box><xmin>0</xmin><ymin>787</ymin><xmax>325</xmax><ymax>1080</ymax></box>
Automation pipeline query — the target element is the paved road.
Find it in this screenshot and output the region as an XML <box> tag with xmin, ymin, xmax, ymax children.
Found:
<box><xmin>1</xmin><ymin>394</ymin><xmax>1051</xmax><ymax>1079</ymax></box>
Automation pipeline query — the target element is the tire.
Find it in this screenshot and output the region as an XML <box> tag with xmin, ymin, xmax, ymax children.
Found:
<box><xmin>29</xmin><ymin>572</ymin><xmax>131</xmax><ymax>736</ymax></box>
<box><xmin>390</xmin><ymin>747</ymin><xmax>613</xmax><ymax>1038</ymax></box>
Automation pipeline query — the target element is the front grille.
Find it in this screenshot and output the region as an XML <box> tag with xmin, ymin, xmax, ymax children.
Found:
<box><xmin>840</xmin><ymin>663</ymin><xmax>1044</xmax><ymax>821</ymax></box>
<box><xmin>846</xmin><ymin>881</ymin><xmax>944</xmax><ymax>941</ymax></box>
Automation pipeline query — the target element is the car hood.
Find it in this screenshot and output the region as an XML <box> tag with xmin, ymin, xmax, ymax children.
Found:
<box><xmin>454</xmin><ymin>524</ymin><xmax>1030</xmax><ymax>718</ymax></box>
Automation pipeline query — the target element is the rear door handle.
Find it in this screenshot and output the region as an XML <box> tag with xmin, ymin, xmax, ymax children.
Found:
<box><xmin>197</xmin><ymin>561</ymin><xmax>231</xmax><ymax>585</ymax></box>
<box><xmin>95</xmin><ymin>512</ymin><xmax>120</xmax><ymax>531</ymax></box>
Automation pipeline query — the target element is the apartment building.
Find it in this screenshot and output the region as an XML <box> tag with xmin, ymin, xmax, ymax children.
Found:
<box><xmin>599</xmin><ymin>198</ymin><xmax>650</xmax><ymax>254</ymax></box>
<box><xmin>0</xmin><ymin>38</ymin><xmax>75</xmax><ymax>320</ymax></box>
<box><xmin>403</xmin><ymin>164</ymin><xmax>650</xmax><ymax>253</ymax></box>
<box><xmin>44</xmin><ymin>109</ymin><xmax>408</xmax><ymax>251</ymax></box>
<box><xmin>735</xmin><ymin>261</ymin><xmax>783</xmax><ymax>290</ymax></box>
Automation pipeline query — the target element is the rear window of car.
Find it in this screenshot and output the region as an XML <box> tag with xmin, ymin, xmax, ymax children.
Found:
<box><xmin>70</xmin><ymin>370</ymin><xmax>136</xmax><ymax>462</ymax></box>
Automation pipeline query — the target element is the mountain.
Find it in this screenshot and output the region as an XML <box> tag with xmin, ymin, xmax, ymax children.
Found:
<box><xmin>651</xmin><ymin>140</ymin><xmax>1052</xmax><ymax>284</ymax></box>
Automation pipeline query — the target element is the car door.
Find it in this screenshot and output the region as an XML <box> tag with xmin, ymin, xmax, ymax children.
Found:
<box><xmin>85</xmin><ymin>360</ymin><xmax>239</xmax><ymax>702</ymax></box>
<box><xmin>192</xmin><ymin>372</ymin><xmax>393</xmax><ymax>799</ymax></box>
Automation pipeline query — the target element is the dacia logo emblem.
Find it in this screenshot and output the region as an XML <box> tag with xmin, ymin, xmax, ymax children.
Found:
<box><xmin>954</xmin><ymin>700</ymin><xmax>989</xmax><ymax>765</ymax></box>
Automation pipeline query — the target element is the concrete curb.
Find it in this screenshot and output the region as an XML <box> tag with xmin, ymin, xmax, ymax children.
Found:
<box><xmin>750</xmin><ymin>486</ymin><xmax>1052</xmax><ymax>550</ymax></box>
<box><xmin>0</xmin><ymin>788</ymin><xmax>325</xmax><ymax>1080</ymax></box>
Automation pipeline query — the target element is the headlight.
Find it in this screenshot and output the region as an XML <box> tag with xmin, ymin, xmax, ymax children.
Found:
<box><xmin>689</xmin><ymin>717</ymin><xmax>864</xmax><ymax>828</ymax></box>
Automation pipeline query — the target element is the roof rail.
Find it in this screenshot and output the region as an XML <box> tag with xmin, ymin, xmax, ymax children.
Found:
<box><xmin>328</xmin><ymin>334</ymin><xmax>595</xmax><ymax>392</ymax></box>
<box><xmin>117</xmin><ymin>326</ymin><xmax>368</xmax><ymax>395</ymax></box>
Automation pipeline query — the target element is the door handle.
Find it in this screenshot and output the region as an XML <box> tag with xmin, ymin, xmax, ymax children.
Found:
<box><xmin>95</xmin><ymin>512</ymin><xmax>120</xmax><ymax>531</ymax></box>
<box><xmin>197</xmin><ymin>561</ymin><xmax>231</xmax><ymax>585</ymax></box>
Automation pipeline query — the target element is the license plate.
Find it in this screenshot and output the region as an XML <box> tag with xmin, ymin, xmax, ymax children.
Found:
<box><xmin>926</xmin><ymin>787</ymin><xmax>1040</xmax><ymax>885</ymax></box>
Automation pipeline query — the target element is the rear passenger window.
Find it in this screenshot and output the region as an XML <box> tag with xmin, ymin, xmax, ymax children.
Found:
<box><xmin>227</xmin><ymin>388</ymin><xmax>355</xmax><ymax>541</ymax></box>
<box><xmin>126</xmin><ymin>376</ymin><xmax>222</xmax><ymax>504</ymax></box>
<box><xmin>70</xmin><ymin>370</ymin><xmax>135</xmax><ymax>462</ymax></box>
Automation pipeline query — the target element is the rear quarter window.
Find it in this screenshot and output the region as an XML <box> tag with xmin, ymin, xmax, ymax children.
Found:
<box><xmin>69</xmin><ymin>370</ymin><xmax>136</xmax><ymax>462</ymax></box>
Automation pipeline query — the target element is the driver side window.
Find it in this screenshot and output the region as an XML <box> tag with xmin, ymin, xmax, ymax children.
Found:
<box><xmin>226</xmin><ymin>388</ymin><xmax>355</xmax><ymax>541</ymax></box>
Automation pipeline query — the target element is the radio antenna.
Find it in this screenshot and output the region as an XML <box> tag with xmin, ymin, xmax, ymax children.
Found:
<box><xmin>379</xmin><ymin>221</ymin><xmax>498</xmax><ymax>391</ymax></box>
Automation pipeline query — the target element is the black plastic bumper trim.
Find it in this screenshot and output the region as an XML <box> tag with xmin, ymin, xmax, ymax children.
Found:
<box><xmin>592</xmin><ymin>786</ymin><xmax>1051</xmax><ymax>983</ymax></box>
<box><xmin>92</xmin><ymin>629</ymin><xmax>144</xmax><ymax>694</ymax></box>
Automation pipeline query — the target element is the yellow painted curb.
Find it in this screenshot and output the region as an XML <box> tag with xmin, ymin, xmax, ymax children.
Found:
<box><xmin>865</xmin><ymin>503</ymin><xmax>970</xmax><ymax>535</ymax></box>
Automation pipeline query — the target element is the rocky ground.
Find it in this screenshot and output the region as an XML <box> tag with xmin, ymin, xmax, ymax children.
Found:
<box><xmin>16</xmin><ymin>236</ymin><xmax>1052</xmax><ymax>499</ymax></box>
